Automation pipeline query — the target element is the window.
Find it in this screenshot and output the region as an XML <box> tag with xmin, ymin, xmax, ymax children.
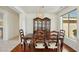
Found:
<box><xmin>62</xmin><ymin>14</ymin><xmax>69</xmax><ymax>37</ymax></box>
<box><xmin>62</xmin><ymin>9</ymin><xmax>77</xmax><ymax>39</ymax></box>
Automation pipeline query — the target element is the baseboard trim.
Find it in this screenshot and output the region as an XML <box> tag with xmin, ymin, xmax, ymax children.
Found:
<box><xmin>64</xmin><ymin>43</ymin><xmax>76</xmax><ymax>52</ymax></box>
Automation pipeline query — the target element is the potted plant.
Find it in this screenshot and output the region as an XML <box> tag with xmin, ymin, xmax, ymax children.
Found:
<box><xmin>73</xmin><ymin>29</ymin><xmax>77</xmax><ymax>37</ymax></box>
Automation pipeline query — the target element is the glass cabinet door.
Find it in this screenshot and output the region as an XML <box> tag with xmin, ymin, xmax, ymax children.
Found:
<box><xmin>39</xmin><ymin>21</ymin><xmax>42</xmax><ymax>29</ymax></box>
<box><xmin>47</xmin><ymin>21</ymin><xmax>50</xmax><ymax>31</ymax></box>
<box><xmin>42</xmin><ymin>21</ymin><xmax>45</xmax><ymax>30</ymax></box>
<box><xmin>38</xmin><ymin>20</ymin><xmax>42</xmax><ymax>30</ymax></box>
<box><xmin>35</xmin><ymin>21</ymin><xmax>37</xmax><ymax>31</ymax></box>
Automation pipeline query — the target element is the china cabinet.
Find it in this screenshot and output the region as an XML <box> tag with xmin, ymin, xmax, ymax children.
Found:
<box><xmin>33</xmin><ymin>17</ymin><xmax>51</xmax><ymax>35</ymax></box>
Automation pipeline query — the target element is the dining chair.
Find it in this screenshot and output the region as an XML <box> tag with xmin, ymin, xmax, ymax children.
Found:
<box><xmin>19</xmin><ymin>29</ymin><xmax>33</xmax><ymax>51</ymax></box>
<box><xmin>47</xmin><ymin>31</ymin><xmax>59</xmax><ymax>52</ymax></box>
<box><xmin>19</xmin><ymin>29</ymin><xmax>25</xmax><ymax>44</ymax></box>
<box><xmin>33</xmin><ymin>30</ymin><xmax>46</xmax><ymax>49</ymax></box>
<box><xmin>58</xmin><ymin>30</ymin><xmax>65</xmax><ymax>52</ymax></box>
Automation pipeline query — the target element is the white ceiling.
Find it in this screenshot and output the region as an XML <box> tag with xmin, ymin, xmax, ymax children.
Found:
<box><xmin>19</xmin><ymin>6</ymin><xmax>66</xmax><ymax>13</ymax></box>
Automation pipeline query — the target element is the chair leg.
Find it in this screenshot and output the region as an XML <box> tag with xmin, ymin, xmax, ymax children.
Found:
<box><xmin>23</xmin><ymin>41</ymin><xmax>26</xmax><ymax>52</ymax></box>
<box><xmin>57</xmin><ymin>43</ymin><xmax>59</xmax><ymax>52</ymax></box>
<box><xmin>21</xmin><ymin>39</ymin><xmax>22</xmax><ymax>43</ymax></box>
<box><xmin>56</xmin><ymin>39</ymin><xmax>58</xmax><ymax>46</ymax></box>
<box><xmin>61</xmin><ymin>39</ymin><xmax>63</xmax><ymax>52</ymax></box>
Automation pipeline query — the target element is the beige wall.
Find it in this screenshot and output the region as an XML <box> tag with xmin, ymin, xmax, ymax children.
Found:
<box><xmin>7</xmin><ymin>12</ymin><xmax>19</xmax><ymax>39</ymax></box>
<box><xmin>0</xmin><ymin>7</ymin><xmax>19</xmax><ymax>40</ymax></box>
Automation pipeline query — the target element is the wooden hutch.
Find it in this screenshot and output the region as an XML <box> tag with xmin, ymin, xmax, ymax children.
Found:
<box><xmin>33</xmin><ymin>17</ymin><xmax>51</xmax><ymax>39</ymax></box>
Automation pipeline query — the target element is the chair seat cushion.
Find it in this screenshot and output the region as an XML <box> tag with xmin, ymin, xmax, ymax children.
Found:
<box><xmin>27</xmin><ymin>39</ymin><xmax>31</xmax><ymax>44</ymax></box>
<box><xmin>21</xmin><ymin>42</ymin><xmax>24</xmax><ymax>44</ymax></box>
<box><xmin>47</xmin><ymin>43</ymin><xmax>57</xmax><ymax>48</ymax></box>
<box><xmin>35</xmin><ymin>43</ymin><xmax>45</xmax><ymax>49</ymax></box>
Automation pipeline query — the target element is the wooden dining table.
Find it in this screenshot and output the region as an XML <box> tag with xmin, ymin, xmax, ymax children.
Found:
<box><xmin>22</xmin><ymin>33</ymin><xmax>57</xmax><ymax>52</ymax></box>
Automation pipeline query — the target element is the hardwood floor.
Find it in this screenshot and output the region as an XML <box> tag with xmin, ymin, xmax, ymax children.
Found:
<box><xmin>11</xmin><ymin>43</ymin><xmax>76</xmax><ymax>52</ymax></box>
<box><xmin>63</xmin><ymin>44</ymin><xmax>76</xmax><ymax>52</ymax></box>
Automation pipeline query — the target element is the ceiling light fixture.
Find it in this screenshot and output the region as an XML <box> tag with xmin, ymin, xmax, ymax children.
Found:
<box><xmin>37</xmin><ymin>6</ymin><xmax>44</xmax><ymax>18</ymax></box>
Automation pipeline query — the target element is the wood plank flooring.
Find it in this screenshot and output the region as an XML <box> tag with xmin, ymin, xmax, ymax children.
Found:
<box><xmin>11</xmin><ymin>43</ymin><xmax>76</xmax><ymax>52</ymax></box>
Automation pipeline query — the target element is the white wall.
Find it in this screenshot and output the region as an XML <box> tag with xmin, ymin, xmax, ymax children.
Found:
<box><xmin>0</xmin><ymin>7</ymin><xmax>19</xmax><ymax>40</ymax></box>
<box><xmin>7</xmin><ymin>12</ymin><xmax>19</xmax><ymax>39</ymax></box>
<box><xmin>44</xmin><ymin>13</ymin><xmax>58</xmax><ymax>31</ymax></box>
<box><xmin>25</xmin><ymin>13</ymin><xmax>36</xmax><ymax>34</ymax></box>
<box><xmin>56</xmin><ymin>6</ymin><xmax>79</xmax><ymax>51</ymax></box>
<box><xmin>25</xmin><ymin>13</ymin><xmax>58</xmax><ymax>34</ymax></box>
<box><xmin>19</xmin><ymin>13</ymin><xmax>27</xmax><ymax>35</ymax></box>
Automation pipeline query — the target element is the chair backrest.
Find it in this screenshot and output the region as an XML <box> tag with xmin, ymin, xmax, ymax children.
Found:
<box><xmin>60</xmin><ymin>30</ymin><xmax>65</xmax><ymax>35</ymax></box>
<box><xmin>33</xmin><ymin>30</ymin><xmax>45</xmax><ymax>42</ymax></box>
<box><xmin>59</xmin><ymin>30</ymin><xmax>65</xmax><ymax>52</ymax></box>
<box><xmin>59</xmin><ymin>30</ymin><xmax>65</xmax><ymax>39</ymax></box>
<box><xmin>47</xmin><ymin>31</ymin><xmax>59</xmax><ymax>51</ymax></box>
<box><xmin>19</xmin><ymin>29</ymin><xmax>24</xmax><ymax>40</ymax></box>
<box><xmin>37</xmin><ymin>30</ymin><xmax>45</xmax><ymax>40</ymax></box>
<box><xmin>49</xmin><ymin>31</ymin><xmax>59</xmax><ymax>40</ymax></box>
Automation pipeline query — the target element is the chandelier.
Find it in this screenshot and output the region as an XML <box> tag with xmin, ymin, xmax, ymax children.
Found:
<box><xmin>37</xmin><ymin>6</ymin><xmax>44</xmax><ymax>18</ymax></box>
